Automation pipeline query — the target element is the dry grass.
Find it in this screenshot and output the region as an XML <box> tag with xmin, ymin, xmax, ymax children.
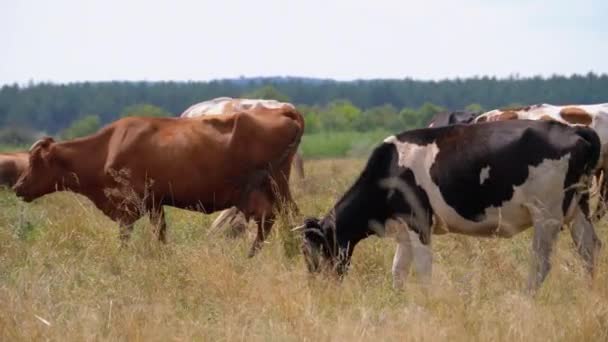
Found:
<box><xmin>1</xmin><ymin>158</ymin><xmax>607</xmax><ymax>341</ymax></box>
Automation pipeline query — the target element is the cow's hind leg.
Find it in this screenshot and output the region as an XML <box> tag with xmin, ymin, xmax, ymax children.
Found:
<box><xmin>570</xmin><ymin>195</ymin><xmax>602</xmax><ymax>277</ymax></box>
<box><xmin>149</xmin><ymin>206</ymin><xmax>168</xmax><ymax>243</ymax></box>
<box><xmin>527</xmin><ymin>205</ymin><xmax>562</xmax><ymax>294</ymax></box>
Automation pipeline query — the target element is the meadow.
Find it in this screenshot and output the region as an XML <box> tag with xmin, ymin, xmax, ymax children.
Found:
<box><xmin>1</xmin><ymin>158</ymin><xmax>607</xmax><ymax>341</ymax></box>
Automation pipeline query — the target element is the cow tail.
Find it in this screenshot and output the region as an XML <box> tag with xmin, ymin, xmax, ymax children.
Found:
<box><xmin>574</xmin><ymin>127</ymin><xmax>601</xmax><ymax>174</ymax></box>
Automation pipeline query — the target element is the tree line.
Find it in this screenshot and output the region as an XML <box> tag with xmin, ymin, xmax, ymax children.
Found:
<box><xmin>0</xmin><ymin>73</ymin><xmax>607</xmax><ymax>143</ymax></box>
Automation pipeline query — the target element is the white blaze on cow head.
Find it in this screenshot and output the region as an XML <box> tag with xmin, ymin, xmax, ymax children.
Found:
<box><xmin>13</xmin><ymin>137</ymin><xmax>63</xmax><ymax>202</ymax></box>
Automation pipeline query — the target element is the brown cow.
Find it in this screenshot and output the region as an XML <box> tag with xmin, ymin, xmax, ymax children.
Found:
<box><xmin>13</xmin><ymin>109</ymin><xmax>304</xmax><ymax>256</ymax></box>
<box><xmin>0</xmin><ymin>152</ymin><xmax>28</xmax><ymax>188</ymax></box>
<box><xmin>181</xmin><ymin>97</ymin><xmax>305</xmax><ymax>236</ymax></box>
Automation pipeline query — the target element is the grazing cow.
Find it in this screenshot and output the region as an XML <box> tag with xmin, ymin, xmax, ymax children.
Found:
<box><xmin>0</xmin><ymin>152</ymin><xmax>28</xmax><ymax>187</ymax></box>
<box><xmin>182</xmin><ymin>97</ymin><xmax>305</xmax><ymax>236</ymax></box>
<box><xmin>426</xmin><ymin>110</ymin><xmax>479</xmax><ymax>128</ymax></box>
<box><xmin>13</xmin><ymin>109</ymin><xmax>304</xmax><ymax>256</ymax></box>
<box><xmin>294</xmin><ymin>120</ymin><xmax>601</xmax><ymax>293</ymax></box>
<box><xmin>475</xmin><ymin>103</ymin><xmax>608</xmax><ymax>220</ymax></box>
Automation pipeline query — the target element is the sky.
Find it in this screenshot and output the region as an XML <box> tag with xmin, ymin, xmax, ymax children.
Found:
<box><xmin>1</xmin><ymin>0</ymin><xmax>607</xmax><ymax>85</ymax></box>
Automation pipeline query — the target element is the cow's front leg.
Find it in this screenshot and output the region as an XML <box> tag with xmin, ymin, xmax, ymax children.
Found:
<box><xmin>392</xmin><ymin>234</ymin><xmax>413</xmax><ymax>289</ymax></box>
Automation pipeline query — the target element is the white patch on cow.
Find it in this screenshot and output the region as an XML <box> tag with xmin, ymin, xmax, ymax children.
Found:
<box><xmin>181</xmin><ymin>97</ymin><xmax>295</xmax><ymax>118</ymax></box>
<box><xmin>366</xmin><ymin>216</ymin><xmax>432</xmax><ymax>288</ymax></box>
<box><xmin>479</xmin><ymin>166</ymin><xmax>491</xmax><ymax>185</ymax></box>
<box><xmin>384</xmin><ymin>138</ymin><xmax>573</xmax><ymax>238</ymax></box>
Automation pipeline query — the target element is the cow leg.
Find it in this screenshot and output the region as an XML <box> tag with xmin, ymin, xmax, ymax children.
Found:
<box><xmin>409</xmin><ymin>230</ymin><xmax>433</xmax><ymax>286</ymax></box>
<box><xmin>392</xmin><ymin>230</ymin><xmax>413</xmax><ymax>289</ymax></box>
<box><xmin>149</xmin><ymin>206</ymin><xmax>168</xmax><ymax>243</ymax></box>
<box><xmin>570</xmin><ymin>197</ymin><xmax>602</xmax><ymax>277</ymax></box>
<box><xmin>527</xmin><ymin>207</ymin><xmax>561</xmax><ymax>294</ymax></box>
<box><xmin>249</xmin><ymin>214</ymin><xmax>275</xmax><ymax>257</ymax></box>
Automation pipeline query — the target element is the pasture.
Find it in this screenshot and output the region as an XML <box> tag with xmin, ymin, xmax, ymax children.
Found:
<box><xmin>1</xmin><ymin>158</ymin><xmax>607</xmax><ymax>341</ymax></box>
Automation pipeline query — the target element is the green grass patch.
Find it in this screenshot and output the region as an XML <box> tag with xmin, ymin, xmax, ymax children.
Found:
<box><xmin>300</xmin><ymin>130</ymin><xmax>390</xmax><ymax>158</ymax></box>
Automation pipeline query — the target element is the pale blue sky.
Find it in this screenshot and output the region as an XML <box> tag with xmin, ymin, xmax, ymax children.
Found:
<box><xmin>1</xmin><ymin>0</ymin><xmax>606</xmax><ymax>85</ymax></box>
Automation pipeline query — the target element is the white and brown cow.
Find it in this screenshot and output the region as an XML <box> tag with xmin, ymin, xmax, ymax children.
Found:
<box><xmin>294</xmin><ymin>120</ymin><xmax>601</xmax><ymax>293</ymax></box>
<box><xmin>474</xmin><ymin>103</ymin><xmax>608</xmax><ymax>220</ymax></box>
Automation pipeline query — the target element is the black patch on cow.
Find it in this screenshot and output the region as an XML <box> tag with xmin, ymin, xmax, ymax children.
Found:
<box><xmin>392</xmin><ymin>121</ymin><xmax>599</xmax><ymax>222</ymax></box>
<box><xmin>427</xmin><ymin>111</ymin><xmax>479</xmax><ymax>127</ymax></box>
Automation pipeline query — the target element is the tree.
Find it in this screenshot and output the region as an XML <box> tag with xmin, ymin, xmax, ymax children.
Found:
<box><xmin>465</xmin><ymin>103</ymin><xmax>484</xmax><ymax>113</ymax></box>
<box><xmin>242</xmin><ymin>85</ymin><xmax>290</xmax><ymax>102</ymax></box>
<box><xmin>417</xmin><ymin>102</ymin><xmax>446</xmax><ymax>127</ymax></box>
<box><xmin>121</xmin><ymin>103</ymin><xmax>171</xmax><ymax>118</ymax></box>
<box><xmin>61</xmin><ymin>115</ymin><xmax>101</xmax><ymax>139</ymax></box>
<box><xmin>321</xmin><ymin>100</ymin><xmax>362</xmax><ymax>131</ymax></box>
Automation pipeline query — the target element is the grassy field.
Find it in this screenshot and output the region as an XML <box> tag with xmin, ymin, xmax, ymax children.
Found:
<box><xmin>1</xmin><ymin>158</ymin><xmax>608</xmax><ymax>341</ymax></box>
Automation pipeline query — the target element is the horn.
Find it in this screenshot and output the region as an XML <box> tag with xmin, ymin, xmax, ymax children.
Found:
<box><xmin>28</xmin><ymin>137</ymin><xmax>54</xmax><ymax>152</ymax></box>
<box><xmin>28</xmin><ymin>139</ymin><xmax>46</xmax><ymax>152</ymax></box>
<box><xmin>291</xmin><ymin>224</ymin><xmax>307</xmax><ymax>232</ymax></box>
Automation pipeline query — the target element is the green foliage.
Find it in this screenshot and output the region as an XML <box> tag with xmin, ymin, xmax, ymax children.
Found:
<box><xmin>61</xmin><ymin>115</ymin><xmax>101</xmax><ymax>140</ymax></box>
<box><xmin>1</xmin><ymin>74</ymin><xmax>608</xmax><ymax>135</ymax></box>
<box><xmin>321</xmin><ymin>100</ymin><xmax>362</xmax><ymax>131</ymax></box>
<box><xmin>242</xmin><ymin>85</ymin><xmax>290</xmax><ymax>102</ymax></box>
<box><xmin>465</xmin><ymin>103</ymin><xmax>484</xmax><ymax>113</ymax></box>
<box><xmin>121</xmin><ymin>103</ymin><xmax>171</xmax><ymax>118</ymax></box>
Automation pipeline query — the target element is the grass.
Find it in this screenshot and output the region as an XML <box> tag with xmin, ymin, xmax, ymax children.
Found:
<box><xmin>0</xmin><ymin>158</ymin><xmax>607</xmax><ymax>341</ymax></box>
<box><xmin>300</xmin><ymin>130</ymin><xmax>390</xmax><ymax>158</ymax></box>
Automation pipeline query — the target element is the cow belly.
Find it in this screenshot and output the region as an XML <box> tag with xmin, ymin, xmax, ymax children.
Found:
<box><xmin>429</xmin><ymin>155</ymin><xmax>570</xmax><ymax>238</ymax></box>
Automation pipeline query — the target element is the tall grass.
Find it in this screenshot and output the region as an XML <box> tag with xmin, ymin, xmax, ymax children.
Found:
<box><xmin>0</xmin><ymin>158</ymin><xmax>607</xmax><ymax>341</ymax></box>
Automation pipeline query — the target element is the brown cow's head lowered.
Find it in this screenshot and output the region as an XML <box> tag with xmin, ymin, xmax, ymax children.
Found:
<box><xmin>13</xmin><ymin>137</ymin><xmax>63</xmax><ymax>202</ymax></box>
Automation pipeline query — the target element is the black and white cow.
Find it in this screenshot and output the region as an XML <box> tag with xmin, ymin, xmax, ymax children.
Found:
<box><xmin>294</xmin><ymin>120</ymin><xmax>602</xmax><ymax>293</ymax></box>
<box><xmin>426</xmin><ymin>110</ymin><xmax>479</xmax><ymax>128</ymax></box>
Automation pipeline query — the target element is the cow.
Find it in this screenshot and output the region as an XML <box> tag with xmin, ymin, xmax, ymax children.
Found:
<box><xmin>426</xmin><ymin>110</ymin><xmax>479</xmax><ymax>128</ymax></box>
<box><xmin>181</xmin><ymin>97</ymin><xmax>305</xmax><ymax>178</ymax></box>
<box><xmin>474</xmin><ymin>103</ymin><xmax>608</xmax><ymax>221</ymax></box>
<box><xmin>293</xmin><ymin>120</ymin><xmax>601</xmax><ymax>293</ymax></box>
<box><xmin>181</xmin><ymin>97</ymin><xmax>305</xmax><ymax>236</ymax></box>
<box><xmin>13</xmin><ymin>108</ymin><xmax>304</xmax><ymax>257</ymax></box>
<box><xmin>0</xmin><ymin>152</ymin><xmax>28</xmax><ymax>188</ymax></box>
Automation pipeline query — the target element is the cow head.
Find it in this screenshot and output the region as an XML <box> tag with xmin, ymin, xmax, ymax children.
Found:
<box><xmin>13</xmin><ymin>137</ymin><xmax>63</xmax><ymax>202</ymax></box>
<box><xmin>294</xmin><ymin>216</ymin><xmax>349</xmax><ymax>276</ymax></box>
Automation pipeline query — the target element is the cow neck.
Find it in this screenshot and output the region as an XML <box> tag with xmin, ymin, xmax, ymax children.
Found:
<box><xmin>52</xmin><ymin>136</ymin><xmax>106</xmax><ymax>192</ymax></box>
<box><xmin>323</xmin><ymin>143</ymin><xmax>397</xmax><ymax>255</ymax></box>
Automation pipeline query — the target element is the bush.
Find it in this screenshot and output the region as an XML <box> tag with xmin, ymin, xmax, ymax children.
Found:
<box><xmin>61</xmin><ymin>115</ymin><xmax>101</xmax><ymax>140</ymax></box>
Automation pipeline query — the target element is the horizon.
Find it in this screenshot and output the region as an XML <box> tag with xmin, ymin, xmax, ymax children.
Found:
<box><xmin>3</xmin><ymin>72</ymin><xmax>607</xmax><ymax>88</ymax></box>
<box><xmin>2</xmin><ymin>0</ymin><xmax>607</xmax><ymax>86</ymax></box>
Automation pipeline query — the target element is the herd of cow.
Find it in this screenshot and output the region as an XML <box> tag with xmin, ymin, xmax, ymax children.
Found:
<box><xmin>1</xmin><ymin>98</ymin><xmax>608</xmax><ymax>294</ymax></box>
